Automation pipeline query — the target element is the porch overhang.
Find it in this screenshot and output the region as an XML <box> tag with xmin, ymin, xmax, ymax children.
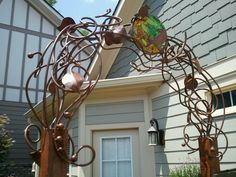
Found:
<box><xmin>24</xmin><ymin>73</ymin><xmax>165</xmax><ymax>121</ymax></box>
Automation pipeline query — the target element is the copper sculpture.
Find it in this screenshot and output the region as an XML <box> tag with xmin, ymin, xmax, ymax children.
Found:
<box><xmin>24</xmin><ymin>10</ymin><xmax>124</xmax><ymax>177</ymax></box>
<box><xmin>130</xmin><ymin>5</ymin><xmax>228</xmax><ymax>177</ymax></box>
<box><xmin>24</xmin><ymin>5</ymin><xmax>227</xmax><ymax>177</ymax></box>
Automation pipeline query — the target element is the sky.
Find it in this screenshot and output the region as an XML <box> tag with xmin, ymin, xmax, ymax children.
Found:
<box><xmin>54</xmin><ymin>0</ymin><xmax>119</xmax><ymax>23</ymax></box>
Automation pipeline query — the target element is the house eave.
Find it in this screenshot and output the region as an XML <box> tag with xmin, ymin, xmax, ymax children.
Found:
<box><xmin>24</xmin><ymin>73</ymin><xmax>165</xmax><ymax>120</ymax></box>
<box><xmin>25</xmin><ymin>0</ymin><xmax>64</xmax><ymax>26</ymax></box>
<box><xmin>95</xmin><ymin>73</ymin><xmax>164</xmax><ymax>89</ymax></box>
<box><xmin>89</xmin><ymin>0</ymin><xmax>145</xmax><ymax>80</ymax></box>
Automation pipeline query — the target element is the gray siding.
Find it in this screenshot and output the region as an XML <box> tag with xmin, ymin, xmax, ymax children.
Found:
<box><xmin>0</xmin><ymin>101</ymin><xmax>32</xmax><ymax>165</ymax></box>
<box><xmin>152</xmin><ymin>91</ymin><xmax>236</xmax><ymax>176</ymax></box>
<box><xmin>106</xmin><ymin>1</ymin><xmax>236</xmax><ymax>175</ymax></box>
<box><xmin>85</xmin><ymin>100</ymin><xmax>144</xmax><ymax>125</ymax></box>
<box><xmin>148</xmin><ymin>0</ymin><xmax>236</xmax><ymax>176</ymax></box>
<box><xmin>0</xmin><ymin>0</ymin><xmax>61</xmax><ymax>175</ymax></box>
<box><xmin>69</xmin><ymin>113</ymin><xmax>79</xmax><ymax>148</ymax></box>
<box><xmin>107</xmin><ymin>0</ymin><xmax>236</xmax><ymax>78</ymax></box>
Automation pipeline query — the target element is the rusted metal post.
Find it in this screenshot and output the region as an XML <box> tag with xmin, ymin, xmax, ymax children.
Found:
<box><xmin>199</xmin><ymin>137</ymin><xmax>220</xmax><ymax>177</ymax></box>
<box><xmin>39</xmin><ymin>128</ymin><xmax>68</xmax><ymax>177</ymax></box>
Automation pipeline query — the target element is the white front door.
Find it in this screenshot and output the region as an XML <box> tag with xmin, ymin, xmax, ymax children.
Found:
<box><xmin>92</xmin><ymin>129</ymin><xmax>140</xmax><ymax>177</ymax></box>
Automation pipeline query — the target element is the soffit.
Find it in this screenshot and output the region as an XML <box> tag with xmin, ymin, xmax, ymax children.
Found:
<box><xmin>88</xmin><ymin>73</ymin><xmax>165</xmax><ymax>100</ymax></box>
<box><xmin>24</xmin><ymin>73</ymin><xmax>164</xmax><ymax>121</ymax></box>
<box><xmin>89</xmin><ymin>0</ymin><xmax>144</xmax><ymax>80</ymax></box>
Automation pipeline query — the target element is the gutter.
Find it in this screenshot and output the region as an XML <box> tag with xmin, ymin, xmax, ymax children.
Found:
<box><xmin>95</xmin><ymin>73</ymin><xmax>164</xmax><ymax>89</ymax></box>
<box><xmin>24</xmin><ymin>73</ymin><xmax>165</xmax><ymax>120</ymax></box>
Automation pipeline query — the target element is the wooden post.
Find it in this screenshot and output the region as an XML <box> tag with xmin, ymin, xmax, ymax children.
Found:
<box><xmin>39</xmin><ymin>128</ymin><xmax>68</xmax><ymax>177</ymax></box>
<box><xmin>199</xmin><ymin>137</ymin><xmax>220</xmax><ymax>177</ymax></box>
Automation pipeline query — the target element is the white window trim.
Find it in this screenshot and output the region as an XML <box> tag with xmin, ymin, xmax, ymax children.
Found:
<box><xmin>229</xmin><ymin>91</ymin><xmax>234</xmax><ymax>106</ymax></box>
<box><xmin>213</xmin><ymin>106</ymin><xmax>236</xmax><ymax>117</ymax></box>
<box><xmin>205</xmin><ymin>84</ymin><xmax>236</xmax><ymax>117</ymax></box>
<box><xmin>99</xmin><ymin>135</ymin><xmax>134</xmax><ymax>177</ymax></box>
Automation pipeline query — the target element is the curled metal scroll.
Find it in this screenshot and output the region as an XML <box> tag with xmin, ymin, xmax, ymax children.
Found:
<box><xmin>24</xmin><ymin>5</ymin><xmax>228</xmax><ymax>173</ymax></box>
<box><xmin>130</xmin><ymin>34</ymin><xmax>228</xmax><ymax>160</ymax></box>
<box><xmin>24</xmin><ymin>9</ymin><xmax>126</xmax><ymax>167</ymax></box>
<box><xmin>128</xmin><ymin>5</ymin><xmax>228</xmax><ymax>175</ymax></box>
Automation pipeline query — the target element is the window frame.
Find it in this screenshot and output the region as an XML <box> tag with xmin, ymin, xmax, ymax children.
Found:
<box><xmin>208</xmin><ymin>84</ymin><xmax>236</xmax><ymax>116</ymax></box>
<box><xmin>99</xmin><ymin>135</ymin><xmax>134</xmax><ymax>177</ymax></box>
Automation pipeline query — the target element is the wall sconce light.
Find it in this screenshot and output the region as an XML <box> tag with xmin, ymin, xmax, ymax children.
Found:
<box><xmin>147</xmin><ymin>118</ymin><xmax>165</xmax><ymax>146</ymax></box>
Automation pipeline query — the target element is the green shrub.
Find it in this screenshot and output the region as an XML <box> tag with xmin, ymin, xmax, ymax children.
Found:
<box><xmin>169</xmin><ymin>163</ymin><xmax>200</xmax><ymax>177</ymax></box>
<box><xmin>0</xmin><ymin>115</ymin><xmax>14</xmax><ymax>176</ymax></box>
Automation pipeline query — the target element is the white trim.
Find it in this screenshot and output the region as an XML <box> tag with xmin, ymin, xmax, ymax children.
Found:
<box><xmin>24</xmin><ymin>73</ymin><xmax>164</xmax><ymax>119</ymax></box>
<box><xmin>100</xmin><ymin>137</ymin><xmax>103</xmax><ymax>177</ymax></box>
<box><xmin>205</xmin><ymin>54</ymin><xmax>236</xmax><ymax>72</ymax></box>
<box><xmin>229</xmin><ymin>90</ymin><xmax>234</xmax><ymax>107</ymax></box>
<box><xmin>25</xmin><ymin>0</ymin><xmax>63</xmax><ymax>26</ymax></box>
<box><xmin>211</xmin><ymin>88</ymin><xmax>236</xmax><ymax>117</ymax></box>
<box><xmin>89</xmin><ymin>0</ymin><xmax>145</xmax><ymax>80</ymax></box>
<box><xmin>204</xmin><ymin>56</ymin><xmax>236</xmax><ymax>117</ymax></box>
<box><xmin>213</xmin><ymin>106</ymin><xmax>236</xmax><ymax>117</ymax></box>
<box><xmin>95</xmin><ymin>73</ymin><xmax>164</xmax><ymax>89</ymax></box>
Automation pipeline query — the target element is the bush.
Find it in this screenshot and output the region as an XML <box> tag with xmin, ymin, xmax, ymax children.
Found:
<box><xmin>0</xmin><ymin>115</ymin><xmax>14</xmax><ymax>176</ymax></box>
<box><xmin>169</xmin><ymin>163</ymin><xmax>200</xmax><ymax>177</ymax></box>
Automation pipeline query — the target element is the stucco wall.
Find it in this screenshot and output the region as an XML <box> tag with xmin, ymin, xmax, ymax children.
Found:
<box><xmin>0</xmin><ymin>0</ymin><xmax>57</xmax><ymax>103</ymax></box>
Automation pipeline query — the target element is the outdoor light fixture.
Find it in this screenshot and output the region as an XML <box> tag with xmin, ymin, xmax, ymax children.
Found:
<box><xmin>147</xmin><ymin>118</ymin><xmax>165</xmax><ymax>146</ymax></box>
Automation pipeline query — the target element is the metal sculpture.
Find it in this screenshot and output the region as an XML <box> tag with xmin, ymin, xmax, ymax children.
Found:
<box><xmin>24</xmin><ymin>9</ymin><xmax>125</xmax><ymax>177</ymax></box>
<box><xmin>24</xmin><ymin>5</ymin><xmax>227</xmax><ymax>177</ymax></box>
<box><xmin>130</xmin><ymin>5</ymin><xmax>228</xmax><ymax>177</ymax></box>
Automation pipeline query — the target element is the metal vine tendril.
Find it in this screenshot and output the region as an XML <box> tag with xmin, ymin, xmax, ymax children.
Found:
<box><xmin>129</xmin><ymin>4</ymin><xmax>228</xmax><ymax>165</ymax></box>
<box><xmin>24</xmin><ymin>9</ymin><xmax>125</xmax><ymax>166</ymax></box>
<box><xmin>24</xmin><ymin>5</ymin><xmax>228</xmax><ymax>169</ymax></box>
<box><xmin>130</xmin><ymin>34</ymin><xmax>228</xmax><ymax>160</ymax></box>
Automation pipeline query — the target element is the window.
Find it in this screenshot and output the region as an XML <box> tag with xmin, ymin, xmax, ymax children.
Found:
<box><xmin>100</xmin><ymin>136</ymin><xmax>133</xmax><ymax>177</ymax></box>
<box><xmin>213</xmin><ymin>89</ymin><xmax>236</xmax><ymax>109</ymax></box>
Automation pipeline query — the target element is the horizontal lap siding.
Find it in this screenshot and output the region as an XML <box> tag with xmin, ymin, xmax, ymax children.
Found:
<box><xmin>152</xmin><ymin>88</ymin><xmax>236</xmax><ymax>176</ymax></box>
<box><xmin>108</xmin><ymin>0</ymin><xmax>236</xmax><ymax>79</ymax></box>
<box><xmin>85</xmin><ymin>100</ymin><xmax>144</xmax><ymax>125</ymax></box>
<box><xmin>144</xmin><ymin>0</ymin><xmax>236</xmax><ymax>176</ymax></box>
<box><xmin>0</xmin><ymin>100</ymin><xmax>33</xmax><ymax>165</ymax></box>
<box><xmin>69</xmin><ymin>114</ymin><xmax>79</xmax><ymax>148</ymax></box>
<box><xmin>89</xmin><ymin>0</ymin><xmax>236</xmax><ymax>176</ymax></box>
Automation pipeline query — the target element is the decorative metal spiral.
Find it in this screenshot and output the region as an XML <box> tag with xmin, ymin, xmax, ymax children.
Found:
<box><xmin>130</xmin><ymin>34</ymin><xmax>228</xmax><ymax>160</ymax></box>
<box><xmin>24</xmin><ymin>5</ymin><xmax>228</xmax><ymax>176</ymax></box>
<box><xmin>24</xmin><ymin>9</ymin><xmax>126</xmax><ymax>167</ymax></box>
<box><xmin>127</xmin><ymin>5</ymin><xmax>228</xmax><ymax>176</ymax></box>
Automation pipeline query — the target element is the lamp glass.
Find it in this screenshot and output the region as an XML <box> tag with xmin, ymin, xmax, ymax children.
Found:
<box><xmin>148</xmin><ymin>131</ymin><xmax>157</xmax><ymax>146</ymax></box>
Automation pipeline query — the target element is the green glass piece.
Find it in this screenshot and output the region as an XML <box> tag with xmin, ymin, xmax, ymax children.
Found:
<box><xmin>132</xmin><ymin>15</ymin><xmax>167</xmax><ymax>55</ymax></box>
